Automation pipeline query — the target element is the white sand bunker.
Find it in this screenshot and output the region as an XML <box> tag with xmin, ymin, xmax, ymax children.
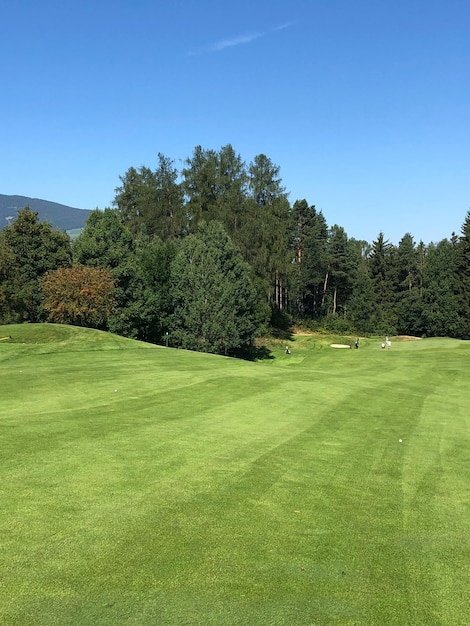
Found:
<box><xmin>330</xmin><ymin>343</ymin><xmax>351</xmax><ymax>349</ymax></box>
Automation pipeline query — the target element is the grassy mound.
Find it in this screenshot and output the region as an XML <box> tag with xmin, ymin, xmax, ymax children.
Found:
<box><xmin>0</xmin><ymin>323</ymin><xmax>156</xmax><ymax>351</ymax></box>
<box><xmin>0</xmin><ymin>324</ymin><xmax>468</xmax><ymax>625</ymax></box>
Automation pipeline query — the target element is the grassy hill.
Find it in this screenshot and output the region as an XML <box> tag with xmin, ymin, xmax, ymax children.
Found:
<box><xmin>1</xmin><ymin>324</ymin><xmax>468</xmax><ymax>625</ymax></box>
<box><xmin>0</xmin><ymin>194</ymin><xmax>91</xmax><ymax>232</ymax></box>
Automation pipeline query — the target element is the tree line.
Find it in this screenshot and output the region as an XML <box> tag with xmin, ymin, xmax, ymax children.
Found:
<box><xmin>1</xmin><ymin>144</ymin><xmax>469</xmax><ymax>354</ymax></box>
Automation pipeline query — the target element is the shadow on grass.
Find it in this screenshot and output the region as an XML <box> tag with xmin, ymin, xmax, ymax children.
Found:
<box><xmin>270</xmin><ymin>327</ymin><xmax>295</xmax><ymax>342</ymax></box>
<box><xmin>232</xmin><ymin>344</ymin><xmax>275</xmax><ymax>362</ymax></box>
<box><xmin>249</xmin><ymin>345</ymin><xmax>275</xmax><ymax>362</ymax></box>
<box><xmin>233</xmin><ymin>327</ymin><xmax>296</xmax><ymax>362</ymax></box>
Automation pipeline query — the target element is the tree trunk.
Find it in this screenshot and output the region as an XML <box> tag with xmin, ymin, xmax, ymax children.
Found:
<box><xmin>321</xmin><ymin>271</ymin><xmax>329</xmax><ymax>306</ymax></box>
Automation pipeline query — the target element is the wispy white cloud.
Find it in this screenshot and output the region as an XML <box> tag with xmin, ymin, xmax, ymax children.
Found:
<box><xmin>272</xmin><ymin>21</ymin><xmax>296</xmax><ymax>32</ymax></box>
<box><xmin>189</xmin><ymin>21</ymin><xmax>294</xmax><ymax>56</ymax></box>
<box><xmin>210</xmin><ymin>31</ymin><xmax>263</xmax><ymax>52</ymax></box>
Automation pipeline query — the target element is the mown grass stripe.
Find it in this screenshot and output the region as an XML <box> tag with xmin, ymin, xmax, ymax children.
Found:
<box><xmin>0</xmin><ymin>324</ymin><xmax>468</xmax><ymax>625</ymax></box>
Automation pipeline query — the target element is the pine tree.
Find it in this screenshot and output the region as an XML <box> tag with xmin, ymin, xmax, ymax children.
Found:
<box><xmin>242</xmin><ymin>154</ymin><xmax>291</xmax><ymax>310</ymax></box>
<box><xmin>114</xmin><ymin>154</ymin><xmax>184</xmax><ymax>240</ymax></box>
<box><xmin>288</xmin><ymin>200</ymin><xmax>328</xmax><ymax>319</ymax></box>
<box><xmin>181</xmin><ymin>145</ymin><xmax>220</xmax><ymax>230</ymax></box>
<box><xmin>368</xmin><ymin>232</ymin><xmax>397</xmax><ymax>333</ymax></box>
<box><xmin>454</xmin><ymin>210</ymin><xmax>470</xmax><ymax>337</ymax></box>
<box><xmin>325</xmin><ymin>225</ymin><xmax>356</xmax><ymax>317</ymax></box>
<box><xmin>421</xmin><ymin>239</ymin><xmax>462</xmax><ymax>337</ymax></box>
<box><xmin>395</xmin><ymin>233</ymin><xmax>423</xmax><ymax>335</ymax></box>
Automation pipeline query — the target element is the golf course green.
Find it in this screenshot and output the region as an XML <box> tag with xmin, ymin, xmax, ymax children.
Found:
<box><xmin>1</xmin><ymin>324</ymin><xmax>468</xmax><ymax>625</ymax></box>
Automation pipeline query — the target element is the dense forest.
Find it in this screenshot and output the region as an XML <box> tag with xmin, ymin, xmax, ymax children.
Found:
<box><xmin>1</xmin><ymin>144</ymin><xmax>469</xmax><ymax>354</ymax></box>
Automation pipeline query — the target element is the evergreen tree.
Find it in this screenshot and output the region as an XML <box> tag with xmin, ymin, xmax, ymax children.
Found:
<box><xmin>242</xmin><ymin>154</ymin><xmax>291</xmax><ymax>310</ymax></box>
<box><xmin>0</xmin><ymin>207</ymin><xmax>72</xmax><ymax>323</ymax></box>
<box><xmin>181</xmin><ymin>144</ymin><xmax>249</xmax><ymax>240</ymax></box>
<box><xmin>288</xmin><ymin>200</ymin><xmax>328</xmax><ymax>319</ymax></box>
<box><xmin>395</xmin><ymin>233</ymin><xmax>423</xmax><ymax>335</ymax></box>
<box><xmin>248</xmin><ymin>154</ymin><xmax>285</xmax><ymax>207</ymax></box>
<box><xmin>114</xmin><ymin>153</ymin><xmax>184</xmax><ymax>240</ymax></box>
<box><xmin>368</xmin><ymin>232</ymin><xmax>398</xmax><ymax>333</ymax></box>
<box><xmin>325</xmin><ymin>225</ymin><xmax>356</xmax><ymax>317</ymax></box>
<box><xmin>134</xmin><ymin>236</ymin><xmax>176</xmax><ymax>344</ymax></box>
<box><xmin>215</xmin><ymin>144</ymin><xmax>249</xmax><ymax>239</ymax></box>
<box><xmin>169</xmin><ymin>221</ymin><xmax>262</xmax><ymax>355</ymax></box>
<box><xmin>421</xmin><ymin>239</ymin><xmax>462</xmax><ymax>337</ymax></box>
<box><xmin>454</xmin><ymin>211</ymin><xmax>470</xmax><ymax>338</ymax></box>
<box><xmin>181</xmin><ymin>145</ymin><xmax>221</xmax><ymax>230</ymax></box>
<box><xmin>346</xmin><ymin>240</ymin><xmax>375</xmax><ymax>333</ymax></box>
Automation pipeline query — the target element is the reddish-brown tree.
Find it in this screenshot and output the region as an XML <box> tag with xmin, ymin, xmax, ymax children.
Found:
<box><xmin>42</xmin><ymin>265</ymin><xmax>116</xmax><ymax>328</ymax></box>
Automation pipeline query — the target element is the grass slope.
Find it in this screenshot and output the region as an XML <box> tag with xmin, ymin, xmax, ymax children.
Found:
<box><xmin>0</xmin><ymin>325</ymin><xmax>468</xmax><ymax>625</ymax></box>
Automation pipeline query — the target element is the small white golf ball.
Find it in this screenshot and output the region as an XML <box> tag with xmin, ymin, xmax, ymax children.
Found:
<box><xmin>399</xmin><ymin>439</ymin><xmax>403</xmax><ymax>443</ymax></box>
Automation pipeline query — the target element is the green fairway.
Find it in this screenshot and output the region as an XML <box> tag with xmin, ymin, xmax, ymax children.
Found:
<box><xmin>1</xmin><ymin>325</ymin><xmax>469</xmax><ymax>625</ymax></box>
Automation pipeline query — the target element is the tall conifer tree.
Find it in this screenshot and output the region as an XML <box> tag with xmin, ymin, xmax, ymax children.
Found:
<box><xmin>455</xmin><ymin>211</ymin><xmax>470</xmax><ymax>337</ymax></box>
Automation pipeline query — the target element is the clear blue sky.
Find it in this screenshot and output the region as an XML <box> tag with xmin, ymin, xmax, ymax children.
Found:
<box><xmin>2</xmin><ymin>0</ymin><xmax>469</xmax><ymax>244</ymax></box>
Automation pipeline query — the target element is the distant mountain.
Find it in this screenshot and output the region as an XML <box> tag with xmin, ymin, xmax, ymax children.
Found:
<box><xmin>0</xmin><ymin>194</ymin><xmax>92</xmax><ymax>232</ymax></box>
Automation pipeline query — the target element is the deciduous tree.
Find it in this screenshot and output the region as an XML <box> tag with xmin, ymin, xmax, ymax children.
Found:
<box><xmin>42</xmin><ymin>265</ymin><xmax>116</xmax><ymax>328</ymax></box>
<box><xmin>73</xmin><ymin>208</ymin><xmax>143</xmax><ymax>337</ymax></box>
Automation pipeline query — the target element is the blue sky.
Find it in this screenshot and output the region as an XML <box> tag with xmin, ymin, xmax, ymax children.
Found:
<box><xmin>1</xmin><ymin>0</ymin><xmax>468</xmax><ymax>244</ymax></box>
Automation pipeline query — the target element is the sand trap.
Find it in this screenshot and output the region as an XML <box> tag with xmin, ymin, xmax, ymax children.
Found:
<box><xmin>330</xmin><ymin>343</ymin><xmax>351</xmax><ymax>349</ymax></box>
